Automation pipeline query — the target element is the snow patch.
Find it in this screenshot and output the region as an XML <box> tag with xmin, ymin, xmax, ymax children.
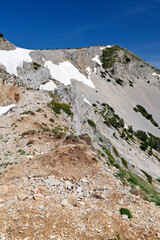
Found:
<box><xmin>0</xmin><ymin>48</ymin><xmax>32</xmax><ymax>76</ymax></box>
<box><xmin>0</xmin><ymin>104</ymin><xmax>16</xmax><ymax>116</ymax></box>
<box><xmin>92</xmin><ymin>55</ymin><xmax>101</xmax><ymax>65</ymax></box>
<box><xmin>100</xmin><ymin>45</ymin><xmax>112</xmax><ymax>50</ymax></box>
<box><xmin>45</xmin><ymin>61</ymin><xmax>95</xmax><ymax>88</ymax></box>
<box><xmin>93</xmin><ymin>67</ymin><xmax>97</xmax><ymax>73</ymax></box>
<box><xmin>40</xmin><ymin>80</ymin><xmax>57</xmax><ymax>91</ymax></box>
<box><xmin>152</xmin><ymin>72</ymin><xmax>160</xmax><ymax>77</ymax></box>
<box><xmin>86</xmin><ymin>67</ymin><xmax>91</xmax><ymax>73</ymax></box>
<box><xmin>84</xmin><ymin>98</ymin><xmax>91</xmax><ymax>106</ymax></box>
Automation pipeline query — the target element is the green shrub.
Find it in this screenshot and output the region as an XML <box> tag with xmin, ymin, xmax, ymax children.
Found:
<box><xmin>115</xmin><ymin>78</ymin><xmax>124</xmax><ymax>86</ymax></box>
<box><xmin>119</xmin><ymin>208</ymin><xmax>133</xmax><ymax>218</ymax></box>
<box><xmin>33</xmin><ymin>62</ymin><xmax>41</xmax><ymax>70</ymax></box>
<box><xmin>134</xmin><ymin>105</ymin><xmax>159</xmax><ymax>128</ymax></box>
<box><xmin>0</xmin><ymin>33</ymin><xmax>3</xmax><ymax>38</ymax></box>
<box><xmin>129</xmin><ymin>80</ymin><xmax>133</xmax><ymax>87</ymax></box>
<box><xmin>48</xmin><ymin>100</ymin><xmax>73</xmax><ymax>116</ymax></box>
<box><xmin>140</xmin><ymin>141</ymin><xmax>148</xmax><ymax>151</ymax></box>
<box><xmin>87</xmin><ymin>119</ymin><xmax>96</xmax><ymax>128</ymax></box>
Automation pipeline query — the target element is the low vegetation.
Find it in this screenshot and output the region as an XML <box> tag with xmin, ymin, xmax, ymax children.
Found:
<box><xmin>48</xmin><ymin>100</ymin><xmax>73</xmax><ymax>116</ymax></box>
<box><xmin>20</xmin><ymin>110</ymin><xmax>35</xmax><ymax>116</ymax></box>
<box><xmin>99</xmin><ymin>143</ymin><xmax>160</xmax><ymax>206</ymax></box>
<box><xmin>87</xmin><ymin>119</ymin><xmax>96</xmax><ymax>128</ymax></box>
<box><xmin>119</xmin><ymin>208</ymin><xmax>133</xmax><ymax>218</ymax></box>
<box><xmin>135</xmin><ymin>130</ymin><xmax>160</xmax><ymax>152</ymax></box>
<box><xmin>33</xmin><ymin>62</ymin><xmax>41</xmax><ymax>70</ymax></box>
<box><xmin>101</xmin><ymin>45</ymin><xmax>123</xmax><ymax>69</ymax></box>
<box><xmin>134</xmin><ymin>105</ymin><xmax>159</xmax><ymax>127</ymax></box>
<box><xmin>115</xmin><ymin>78</ymin><xmax>124</xmax><ymax>86</ymax></box>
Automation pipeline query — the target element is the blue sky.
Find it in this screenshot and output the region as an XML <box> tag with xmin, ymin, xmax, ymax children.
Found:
<box><xmin>1</xmin><ymin>0</ymin><xmax>160</xmax><ymax>68</ymax></box>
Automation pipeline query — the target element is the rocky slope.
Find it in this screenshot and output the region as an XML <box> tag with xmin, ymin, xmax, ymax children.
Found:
<box><xmin>0</xmin><ymin>35</ymin><xmax>160</xmax><ymax>239</ymax></box>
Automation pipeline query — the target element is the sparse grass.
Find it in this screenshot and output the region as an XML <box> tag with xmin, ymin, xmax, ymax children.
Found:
<box><xmin>112</xmin><ymin>146</ymin><xmax>120</xmax><ymax>157</ymax></box>
<box><xmin>21</xmin><ymin>130</ymin><xmax>37</xmax><ymax>137</ymax></box>
<box><xmin>35</xmin><ymin>108</ymin><xmax>43</xmax><ymax>113</ymax></box>
<box><xmin>121</xmin><ymin>157</ymin><xmax>128</xmax><ymax>168</ymax></box>
<box><xmin>20</xmin><ymin>110</ymin><xmax>35</xmax><ymax>116</ymax></box>
<box><xmin>0</xmin><ymin>162</ymin><xmax>13</xmax><ymax>168</ymax></box>
<box><xmin>42</xmin><ymin>127</ymin><xmax>51</xmax><ymax>132</ymax></box>
<box><xmin>116</xmin><ymin>168</ymin><xmax>160</xmax><ymax>205</ymax></box>
<box><xmin>4</xmin><ymin>151</ymin><xmax>12</xmax><ymax>157</ymax></box>
<box><xmin>100</xmin><ymin>145</ymin><xmax>120</xmax><ymax>169</ymax></box>
<box><xmin>48</xmin><ymin>100</ymin><xmax>73</xmax><ymax>116</ymax></box>
<box><xmin>141</xmin><ymin>169</ymin><xmax>152</xmax><ymax>184</ymax></box>
<box><xmin>18</xmin><ymin>149</ymin><xmax>26</xmax><ymax>155</ymax></box>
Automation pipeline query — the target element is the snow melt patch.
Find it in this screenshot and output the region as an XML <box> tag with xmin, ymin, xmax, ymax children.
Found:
<box><xmin>40</xmin><ymin>80</ymin><xmax>57</xmax><ymax>91</ymax></box>
<box><xmin>0</xmin><ymin>104</ymin><xmax>16</xmax><ymax>116</ymax></box>
<box><xmin>92</xmin><ymin>55</ymin><xmax>101</xmax><ymax>65</ymax></box>
<box><xmin>0</xmin><ymin>48</ymin><xmax>32</xmax><ymax>76</ymax></box>
<box><xmin>152</xmin><ymin>72</ymin><xmax>160</xmax><ymax>77</ymax></box>
<box><xmin>45</xmin><ymin>61</ymin><xmax>95</xmax><ymax>88</ymax></box>
<box><xmin>84</xmin><ymin>98</ymin><xmax>91</xmax><ymax>106</ymax></box>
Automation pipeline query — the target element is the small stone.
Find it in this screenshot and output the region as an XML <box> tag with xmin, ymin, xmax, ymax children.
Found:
<box><xmin>81</xmin><ymin>178</ymin><xmax>88</xmax><ymax>183</ymax></box>
<box><xmin>107</xmin><ymin>210</ymin><xmax>113</xmax><ymax>217</ymax></box>
<box><xmin>64</xmin><ymin>181</ymin><xmax>73</xmax><ymax>190</ymax></box>
<box><xmin>121</xmin><ymin>214</ymin><xmax>129</xmax><ymax>220</ymax></box>
<box><xmin>33</xmin><ymin>193</ymin><xmax>44</xmax><ymax>201</ymax></box>
<box><xmin>21</xmin><ymin>177</ymin><xmax>28</xmax><ymax>182</ymax></box>
<box><xmin>61</xmin><ymin>199</ymin><xmax>68</xmax><ymax>207</ymax></box>
<box><xmin>53</xmin><ymin>179</ymin><xmax>61</xmax><ymax>187</ymax></box>
<box><xmin>18</xmin><ymin>194</ymin><xmax>28</xmax><ymax>201</ymax></box>
<box><xmin>39</xmin><ymin>205</ymin><xmax>45</xmax><ymax>211</ymax></box>
<box><xmin>0</xmin><ymin>198</ymin><xmax>5</xmax><ymax>203</ymax></box>
<box><xmin>76</xmin><ymin>187</ymin><xmax>82</xmax><ymax>193</ymax></box>
<box><xmin>34</xmin><ymin>187</ymin><xmax>43</xmax><ymax>194</ymax></box>
<box><xmin>118</xmin><ymin>199</ymin><xmax>123</xmax><ymax>204</ymax></box>
<box><xmin>0</xmin><ymin>185</ymin><xmax>16</xmax><ymax>194</ymax></box>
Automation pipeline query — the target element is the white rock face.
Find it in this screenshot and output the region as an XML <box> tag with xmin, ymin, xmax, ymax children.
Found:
<box><xmin>0</xmin><ymin>48</ymin><xmax>32</xmax><ymax>76</ymax></box>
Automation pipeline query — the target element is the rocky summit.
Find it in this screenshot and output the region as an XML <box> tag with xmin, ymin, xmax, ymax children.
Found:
<box><xmin>0</xmin><ymin>35</ymin><xmax>160</xmax><ymax>240</ymax></box>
